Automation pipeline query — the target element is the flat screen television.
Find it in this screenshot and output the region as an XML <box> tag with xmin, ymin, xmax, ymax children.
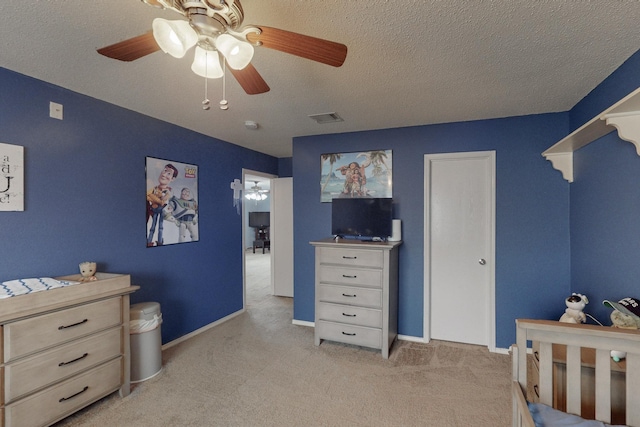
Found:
<box><xmin>249</xmin><ymin>211</ymin><xmax>270</xmax><ymax>228</ymax></box>
<box><xmin>331</xmin><ymin>198</ymin><xmax>392</xmax><ymax>240</ymax></box>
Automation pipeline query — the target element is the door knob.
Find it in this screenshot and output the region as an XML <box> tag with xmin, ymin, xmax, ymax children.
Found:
<box><xmin>478</xmin><ymin>259</ymin><xmax>486</xmax><ymax>265</ymax></box>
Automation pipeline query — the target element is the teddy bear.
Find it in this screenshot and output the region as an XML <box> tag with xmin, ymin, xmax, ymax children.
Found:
<box><xmin>559</xmin><ymin>293</ymin><xmax>589</xmax><ymax>323</ymax></box>
<box><xmin>78</xmin><ymin>261</ymin><xmax>98</xmax><ymax>282</ymax></box>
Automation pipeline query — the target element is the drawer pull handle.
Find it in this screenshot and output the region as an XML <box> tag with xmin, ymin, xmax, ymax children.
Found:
<box><xmin>342</xmin><ymin>332</ymin><xmax>356</xmax><ymax>336</ymax></box>
<box><xmin>342</xmin><ymin>256</ymin><xmax>357</xmax><ymax>259</ymax></box>
<box><xmin>59</xmin><ymin>386</ymin><xmax>89</xmax><ymax>403</ymax></box>
<box><xmin>342</xmin><ymin>313</ymin><xmax>356</xmax><ymax>317</ymax></box>
<box><xmin>58</xmin><ymin>319</ymin><xmax>88</xmax><ymax>330</ymax></box>
<box><xmin>342</xmin><ymin>275</ymin><xmax>357</xmax><ymax>278</ymax></box>
<box><xmin>533</xmin><ymin>385</ymin><xmax>539</xmax><ymax>398</ymax></box>
<box><xmin>59</xmin><ymin>352</ymin><xmax>89</xmax><ymax>367</ymax></box>
<box><xmin>534</xmin><ymin>351</ymin><xmax>539</xmax><ymax>362</ymax></box>
<box><xmin>342</xmin><ymin>293</ymin><xmax>356</xmax><ymax>297</ymax></box>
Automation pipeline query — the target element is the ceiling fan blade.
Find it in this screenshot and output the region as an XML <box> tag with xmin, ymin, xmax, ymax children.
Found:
<box><xmin>247</xmin><ymin>26</ymin><xmax>347</xmax><ymax>67</ymax></box>
<box><xmin>97</xmin><ymin>32</ymin><xmax>159</xmax><ymax>62</ymax></box>
<box><xmin>228</xmin><ymin>63</ymin><xmax>270</xmax><ymax>95</ymax></box>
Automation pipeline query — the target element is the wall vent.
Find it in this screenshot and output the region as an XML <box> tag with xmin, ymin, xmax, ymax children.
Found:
<box><xmin>308</xmin><ymin>112</ymin><xmax>344</xmax><ymax>124</ymax></box>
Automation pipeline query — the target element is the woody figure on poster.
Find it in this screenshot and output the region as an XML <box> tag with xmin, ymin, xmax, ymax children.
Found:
<box><xmin>146</xmin><ymin>163</ymin><xmax>177</xmax><ymax>247</ymax></box>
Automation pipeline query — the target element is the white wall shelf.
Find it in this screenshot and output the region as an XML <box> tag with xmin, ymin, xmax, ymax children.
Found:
<box><xmin>543</xmin><ymin>87</ymin><xmax>640</xmax><ymax>182</ymax></box>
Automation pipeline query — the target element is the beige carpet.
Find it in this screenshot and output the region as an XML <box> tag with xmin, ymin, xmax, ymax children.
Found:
<box><xmin>55</xmin><ymin>251</ymin><xmax>512</xmax><ymax>426</ymax></box>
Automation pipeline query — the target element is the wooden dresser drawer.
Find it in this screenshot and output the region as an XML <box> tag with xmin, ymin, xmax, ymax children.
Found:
<box><xmin>317</xmin><ymin>284</ymin><xmax>382</xmax><ymax>308</ymax></box>
<box><xmin>318</xmin><ymin>247</ymin><xmax>383</xmax><ymax>268</ymax></box>
<box><xmin>316</xmin><ymin>320</ymin><xmax>382</xmax><ymax>350</ymax></box>
<box><xmin>4</xmin><ymin>357</ymin><xmax>122</xmax><ymax>427</ymax></box>
<box><xmin>318</xmin><ymin>266</ymin><xmax>382</xmax><ymax>288</ymax></box>
<box><xmin>317</xmin><ymin>302</ymin><xmax>382</xmax><ymax>328</ymax></box>
<box><xmin>4</xmin><ymin>297</ymin><xmax>122</xmax><ymax>362</ymax></box>
<box><xmin>4</xmin><ymin>327</ymin><xmax>122</xmax><ymax>402</ymax></box>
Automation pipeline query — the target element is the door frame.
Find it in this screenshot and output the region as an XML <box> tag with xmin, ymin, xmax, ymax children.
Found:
<box><xmin>270</xmin><ymin>177</ymin><xmax>294</xmax><ymax>297</ymax></box>
<box><xmin>242</xmin><ymin>168</ymin><xmax>277</xmax><ymax>311</ymax></box>
<box><xmin>423</xmin><ymin>151</ymin><xmax>496</xmax><ymax>351</ymax></box>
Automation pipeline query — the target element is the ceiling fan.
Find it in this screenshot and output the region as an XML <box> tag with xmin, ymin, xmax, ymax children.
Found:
<box><xmin>97</xmin><ymin>0</ymin><xmax>348</xmax><ymax>99</ymax></box>
<box><xmin>245</xmin><ymin>181</ymin><xmax>269</xmax><ymax>200</ymax></box>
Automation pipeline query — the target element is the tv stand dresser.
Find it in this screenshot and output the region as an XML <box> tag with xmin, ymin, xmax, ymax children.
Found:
<box><xmin>310</xmin><ymin>238</ymin><xmax>401</xmax><ymax>358</ymax></box>
<box><xmin>0</xmin><ymin>273</ymin><xmax>138</xmax><ymax>427</ymax></box>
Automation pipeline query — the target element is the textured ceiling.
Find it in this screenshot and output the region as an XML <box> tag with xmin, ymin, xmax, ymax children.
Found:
<box><xmin>2</xmin><ymin>1</ymin><xmax>640</xmax><ymax>158</ymax></box>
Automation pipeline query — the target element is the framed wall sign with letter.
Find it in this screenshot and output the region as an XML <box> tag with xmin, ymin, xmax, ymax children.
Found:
<box><xmin>0</xmin><ymin>143</ymin><xmax>25</xmax><ymax>211</ymax></box>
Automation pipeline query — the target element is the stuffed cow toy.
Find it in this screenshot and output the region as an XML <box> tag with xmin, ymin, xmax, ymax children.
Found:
<box><xmin>559</xmin><ymin>293</ymin><xmax>589</xmax><ymax>324</ymax></box>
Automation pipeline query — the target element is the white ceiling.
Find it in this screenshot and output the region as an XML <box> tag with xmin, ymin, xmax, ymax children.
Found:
<box><xmin>2</xmin><ymin>1</ymin><xmax>640</xmax><ymax>158</ymax></box>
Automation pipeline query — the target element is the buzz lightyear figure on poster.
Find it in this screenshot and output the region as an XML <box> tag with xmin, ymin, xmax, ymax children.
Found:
<box><xmin>167</xmin><ymin>187</ymin><xmax>199</xmax><ymax>242</ymax></box>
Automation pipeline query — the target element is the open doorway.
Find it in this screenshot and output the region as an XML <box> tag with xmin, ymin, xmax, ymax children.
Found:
<box><xmin>242</xmin><ymin>170</ymin><xmax>276</xmax><ymax>309</ymax></box>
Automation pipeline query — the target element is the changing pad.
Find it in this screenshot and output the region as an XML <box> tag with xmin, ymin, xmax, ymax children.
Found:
<box><xmin>0</xmin><ymin>277</ymin><xmax>81</xmax><ymax>299</ymax></box>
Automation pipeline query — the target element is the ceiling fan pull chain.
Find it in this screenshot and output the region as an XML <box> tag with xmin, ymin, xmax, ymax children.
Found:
<box><xmin>220</xmin><ymin>58</ymin><xmax>229</xmax><ymax>110</ymax></box>
<box><xmin>202</xmin><ymin>50</ymin><xmax>211</xmax><ymax>110</ymax></box>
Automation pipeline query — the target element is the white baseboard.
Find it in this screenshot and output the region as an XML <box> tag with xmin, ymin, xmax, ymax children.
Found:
<box><xmin>165</xmin><ymin>314</ymin><xmax>512</xmax><ymax>356</ymax></box>
<box><xmin>162</xmin><ymin>308</ymin><xmax>245</xmax><ymax>350</ymax></box>
<box><xmin>396</xmin><ymin>334</ymin><xmax>510</xmax><ymax>354</ymax></box>
<box><xmin>397</xmin><ymin>334</ymin><xmax>427</xmax><ymax>343</ymax></box>
<box><xmin>292</xmin><ymin>319</ymin><xmax>314</xmax><ymax>327</ymax></box>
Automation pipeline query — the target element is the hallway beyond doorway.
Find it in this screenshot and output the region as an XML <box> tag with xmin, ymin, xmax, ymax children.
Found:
<box><xmin>245</xmin><ymin>249</ymin><xmax>272</xmax><ymax>307</ymax></box>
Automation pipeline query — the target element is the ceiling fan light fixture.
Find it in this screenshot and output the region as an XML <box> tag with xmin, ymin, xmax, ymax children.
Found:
<box><xmin>215</xmin><ymin>34</ymin><xmax>254</xmax><ymax>70</ymax></box>
<box><xmin>245</xmin><ymin>180</ymin><xmax>268</xmax><ymax>200</ymax></box>
<box><xmin>191</xmin><ymin>47</ymin><xmax>224</xmax><ymax>78</ymax></box>
<box><xmin>245</xmin><ymin>192</ymin><xmax>267</xmax><ymax>201</ymax></box>
<box><xmin>152</xmin><ymin>18</ymin><xmax>198</xmax><ymax>58</ymax></box>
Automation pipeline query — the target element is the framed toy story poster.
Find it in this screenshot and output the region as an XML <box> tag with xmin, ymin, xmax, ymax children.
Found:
<box><xmin>146</xmin><ymin>157</ymin><xmax>199</xmax><ymax>247</ymax></box>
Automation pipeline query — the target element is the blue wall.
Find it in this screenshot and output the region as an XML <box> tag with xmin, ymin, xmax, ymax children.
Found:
<box><xmin>292</xmin><ymin>114</ymin><xmax>571</xmax><ymax>349</ymax></box>
<box><xmin>569</xmin><ymin>50</ymin><xmax>640</xmax><ymax>325</ymax></box>
<box><xmin>4</xmin><ymin>47</ymin><xmax>639</xmax><ymax>352</ymax></box>
<box><xmin>0</xmin><ymin>68</ymin><xmax>278</xmax><ymax>344</ymax></box>
<box><xmin>290</xmin><ymin>48</ymin><xmax>640</xmax><ymax>349</ymax></box>
<box><xmin>278</xmin><ymin>157</ymin><xmax>293</xmax><ymax>177</ymax></box>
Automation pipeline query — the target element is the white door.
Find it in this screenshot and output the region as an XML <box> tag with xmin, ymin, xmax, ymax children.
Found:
<box><xmin>271</xmin><ymin>177</ymin><xmax>293</xmax><ymax>297</ymax></box>
<box><xmin>424</xmin><ymin>151</ymin><xmax>495</xmax><ymax>349</ymax></box>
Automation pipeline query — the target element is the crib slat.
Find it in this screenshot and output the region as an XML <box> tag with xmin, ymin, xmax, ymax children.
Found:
<box><xmin>594</xmin><ymin>348</ymin><xmax>611</xmax><ymax>423</ymax></box>
<box><xmin>566</xmin><ymin>345</ymin><xmax>582</xmax><ymax>416</ymax></box>
<box><xmin>516</xmin><ymin>324</ymin><xmax>527</xmax><ymax>396</ymax></box>
<box><xmin>538</xmin><ymin>341</ymin><xmax>553</xmax><ymax>407</ymax></box>
<box><xmin>627</xmin><ymin>352</ymin><xmax>640</xmax><ymax>426</ymax></box>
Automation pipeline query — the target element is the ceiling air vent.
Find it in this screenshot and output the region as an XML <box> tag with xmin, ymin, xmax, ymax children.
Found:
<box><xmin>308</xmin><ymin>112</ymin><xmax>344</xmax><ymax>124</ymax></box>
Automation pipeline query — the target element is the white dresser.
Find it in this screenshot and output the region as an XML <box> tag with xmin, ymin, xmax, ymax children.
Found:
<box><xmin>311</xmin><ymin>238</ymin><xmax>401</xmax><ymax>359</ymax></box>
<box><xmin>0</xmin><ymin>273</ymin><xmax>138</xmax><ymax>427</ymax></box>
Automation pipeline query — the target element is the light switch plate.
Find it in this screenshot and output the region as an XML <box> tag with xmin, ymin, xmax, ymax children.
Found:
<box><xmin>49</xmin><ymin>101</ymin><xmax>63</xmax><ymax>120</ymax></box>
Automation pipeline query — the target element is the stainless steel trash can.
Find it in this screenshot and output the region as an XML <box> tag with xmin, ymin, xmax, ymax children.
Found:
<box><xmin>130</xmin><ymin>302</ymin><xmax>162</xmax><ymax>383</ymax></box>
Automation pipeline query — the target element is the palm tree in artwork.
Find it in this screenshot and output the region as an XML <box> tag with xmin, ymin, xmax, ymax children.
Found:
<box><xmin>321</xmin><ymin>153</ymin><xmax>342</xmax><ymax>195</ymax></box>
<box><xmin>358</xmin><ymin>150</ymin><xmax>391</xmax><ymax>185</ymax></box>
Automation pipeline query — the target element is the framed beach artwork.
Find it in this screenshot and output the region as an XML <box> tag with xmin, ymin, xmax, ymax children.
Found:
<box><xmin>146</xmin><ymin>157</ymin><xmax>199</xmax><ymax>247</ymax></box>
<box><xmin>320</xmin><ymin>150</ymin><xmax>392</xmax><ymax>202</ymax></box>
